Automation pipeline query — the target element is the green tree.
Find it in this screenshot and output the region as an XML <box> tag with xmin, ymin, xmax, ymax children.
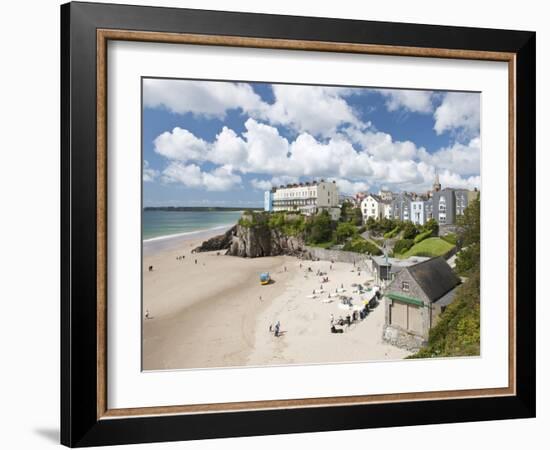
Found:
<box><xmin>423</xmin><ymin>218</ymin><xmax>439</xmax><ymax>236</ymax></box>
<box><xmin>352</xmin><ymin>207</ymin><xmax>363</xmax><ymax>226</ymax></box>
<box><xmin>335</xmin><ymin>221</ymin><xmax>357</xmax><ymax>243</ymax></box>
<box><xmin>306</xmin><ymin>210</ymin><xmax>333</xmax><ymax>244</ymax></box>
<box><xmin>402</xmin><ymin>221</ymin><xmax>419</xmax><ymax>240</ymax></box>
<box><xmin>455</xmin><ymin>194</ymin><xmax>480</xmax><ymax>276</ymax></box>
<box><xmin>409</xmin><ymin>269</ymin><xmax>480</xmax><ymax>358</ymax></box>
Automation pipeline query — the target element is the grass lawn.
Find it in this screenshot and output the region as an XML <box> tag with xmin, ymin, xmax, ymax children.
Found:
<box><xmin>398</xmin><ymin>237</ymin><xmax>455</xmax><ymax>259</ymax></box>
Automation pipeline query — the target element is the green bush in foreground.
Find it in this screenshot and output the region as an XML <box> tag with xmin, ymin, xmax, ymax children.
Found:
<box><xmin>409</xmin><ymin>269</ymin><xmax>480</xmax><ymax>358</ymax></box>
<box><xmin>342</xmin><ymin>237</ymin><xmax>382</xmax><ymax>255</ymax></box>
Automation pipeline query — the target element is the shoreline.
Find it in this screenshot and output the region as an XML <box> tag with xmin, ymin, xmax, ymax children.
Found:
<box><xmin>143</xmin><ymin>224</ymin><xmax>235</xmax><ymax>256</ymax></box>
<box><xmin>142</xmin><ymin>232</ymin><xmax>411</xmax><ymax>370</ymax></box>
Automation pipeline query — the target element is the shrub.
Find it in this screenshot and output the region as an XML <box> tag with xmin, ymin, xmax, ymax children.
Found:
<box><xmin>393</xmin><ymin>238</ymin><xmax>414</xmax><ymax>255</ymax></box>
<box><xmin>238</xmin><ymin>217</ymin><xmax>253</xmax><ymax>227</ymax></box>
<box><xmin>409</xmin><ymin>269</ymin><xmax>480</xmax><ymax>358</ymax></box>
<box><xmin>384</xmin><ymin>225</ymin><xmax>401</xmax><ymax>239</ymax></box>
<box><xmin>343</xmin><ymin>237</ymin><xmax>382</xmax><ymax>255</ymax></box>
<box><xmin>402</xmin><ymin>222</ymin><xmax>419</xmax><ymax>240</ymax></box>
<box><xmin>414</xmin><ymin>229</ymin><xmax>434</xmax><ymax>244</ymax></box>
<box><xmin>357</xmin><ymin>225</ymin><xmax>366</xmax><ymax>234</ymax></box>
<box><xmin>335</xmin><ymin>222</ymin><xmax>358</xmax><ymax>244</ymax></box>
<box><xmin>455</xmin><ymin>243</ymin><xmax>480</xmax><ymax>276</ymax></box>
<box><xmin>306</xmin><ymin>210</ymin><xmax>333</xmax><ymax>244</ymax></box>
<box><xmin>423</xmin><ymin>218</ymin><xmax>439</xmax><ymax>235</ymax></box>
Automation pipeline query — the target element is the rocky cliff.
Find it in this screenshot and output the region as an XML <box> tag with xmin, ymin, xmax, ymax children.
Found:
<box><xmin>193</xmin><ymin>224</ymin><xmax>306</xmax><ymax>258</ymax></box>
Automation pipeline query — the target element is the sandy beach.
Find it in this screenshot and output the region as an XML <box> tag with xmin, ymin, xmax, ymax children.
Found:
<box><xmin>143</xmin><ymin>231</ymin><xmax>410</xmax><ymax>370</ymax></box>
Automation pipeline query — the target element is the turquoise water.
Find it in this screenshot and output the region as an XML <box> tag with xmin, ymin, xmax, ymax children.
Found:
<box><xmin>142</xmin><ymin>210</ymin><xmax>243</xmax><ymax>241</ymax></box>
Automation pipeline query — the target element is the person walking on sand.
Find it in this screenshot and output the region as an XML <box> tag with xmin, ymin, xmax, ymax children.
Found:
<box><xmin>145</xmin><ymin>309</ymin><xmax>150</xmax><ymax>320</ymax></box>
<box><xmin>194</xmin><ymin>259</ymin><xmax>197</xmax><ymax>264</ymax></box>
<box><xmin>274</xmin><ymin>322</ymin><xmax>280</xmax><ymax>337</ymax></box>
<box><xmin>259</xmin><ymin>296</ymin><xmax>262</xmax><ymax>302</ymax></box>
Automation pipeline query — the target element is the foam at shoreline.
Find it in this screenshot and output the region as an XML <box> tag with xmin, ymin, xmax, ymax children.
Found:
<box><xmin>143</xmin><ymin>224</ymin><xmax>234</xmax><ymax>256</ymax></box>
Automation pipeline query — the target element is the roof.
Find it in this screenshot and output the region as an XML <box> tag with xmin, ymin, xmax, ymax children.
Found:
<box><xmin>434</xmin><ymin>285</ymin><xmax>460</xmax><ymax>306</ymax></box>
<box><xmin>372</xmin><ymin>255</ymin><xmax>429</xmax><ymax>269</ymax></box>
<box><xmin>405</xmin><ymin>257</ymin><xmax>460</xmax><ymax>302</ymax></box>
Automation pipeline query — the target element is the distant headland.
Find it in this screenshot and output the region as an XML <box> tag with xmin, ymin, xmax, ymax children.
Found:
<box><xmin>144</xmin><ymin>206</ymin><xmax>261</xmax><ymax>212</ymax></box>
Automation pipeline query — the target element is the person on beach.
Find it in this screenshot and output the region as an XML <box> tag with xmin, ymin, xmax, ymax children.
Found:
<box><xmin>274</xmin><ymin>322</ymin><xmax>280</xmax><ymax>337</ymax></box>
<box><xmin>259</xmin><ymin>296</ymin><xmax>262</xmax><ymax>302</ymax></box>
<box><xmin>148</xmin><ymin>265</ymin><xmax>153</xmax><ymax>272</ymax></box>
<box><xmin>145</xmin><ymin>309</ymin><xmax>150</xmax><ymax>319</ymax></box>
<box><xmin>194</xmin><ymin>259</ymin><xmax>197</xmax><ymax>264</ymax></box>
<box><xmin>330</xmin><ymin>313</ymin><xmax>334</xmax><ymax>325</ymax></box>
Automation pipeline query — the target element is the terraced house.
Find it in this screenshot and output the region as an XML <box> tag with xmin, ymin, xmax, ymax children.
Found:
<box><xmin>265</xmin><ymin>180</ymin><xmax>340</xmax><ymax>219</ymax></box>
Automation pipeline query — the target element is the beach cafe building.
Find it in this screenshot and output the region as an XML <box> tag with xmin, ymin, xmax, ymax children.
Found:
<box><xmin>383</xmin><ymin>257</ymin><xmax>461</xmax><ymax>346</ymax></box>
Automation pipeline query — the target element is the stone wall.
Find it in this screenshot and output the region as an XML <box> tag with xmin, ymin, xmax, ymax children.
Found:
<box><xmin>304</xmin><ymin>246</ymin><xmax>369</xmax><ymax>266</ymax></box>
<box><xmin>383</xmin><ymin>325</ymin><xmax>427</xmax><ymax>352</ymax></box>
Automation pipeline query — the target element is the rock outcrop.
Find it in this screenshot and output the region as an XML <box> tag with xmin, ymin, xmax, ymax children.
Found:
<box><xmin>193</xmin><ymin>224</ymin><xmax>306</xmax><ymax>258</ymax></box>
<box><xmin>192</xmin><ymin>226</ymin><xmax>236</xmax><ymax>253</ymax></box>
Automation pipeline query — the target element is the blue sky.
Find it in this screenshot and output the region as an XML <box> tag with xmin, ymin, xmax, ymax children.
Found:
<box><xmin>142</xmin><ymin>78</ymin><xmax>480</xmax><ymax>207</ymax></box>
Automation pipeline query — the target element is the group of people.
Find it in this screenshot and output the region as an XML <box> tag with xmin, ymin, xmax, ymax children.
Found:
<box><xmin>329</xmin><ymin>304</ymin><xmax>370</xmax><ymax>334</ymax></box>
<box><xmin>175</xmin><ymin>255</ymin><xmax>185</xmax><ymax>261</ymax></box>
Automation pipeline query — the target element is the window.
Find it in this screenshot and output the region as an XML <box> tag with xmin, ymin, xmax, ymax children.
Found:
<box><xmin>402</xmin><ymin>281</ymin><xmax>410</xmax><ymax>292</ymax></box>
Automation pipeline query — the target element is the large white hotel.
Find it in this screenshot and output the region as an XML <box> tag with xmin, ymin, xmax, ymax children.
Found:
<box><xmin>264</xmin><ymin>180</ymin><xmax>340</xmax><ymax>219</ymax></box>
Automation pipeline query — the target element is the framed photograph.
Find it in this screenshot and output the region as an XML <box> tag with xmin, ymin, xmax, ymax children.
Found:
<box><xmin>61</xmin><ymin>1</ymin><xmax>536</xmax><ymax>447</ymax></box>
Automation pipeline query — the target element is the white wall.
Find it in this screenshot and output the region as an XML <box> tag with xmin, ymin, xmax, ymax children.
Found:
<box><xmin>0</xmin><ymin>1</ymin><xmax>546</xmax><ymax>449</ymax></box>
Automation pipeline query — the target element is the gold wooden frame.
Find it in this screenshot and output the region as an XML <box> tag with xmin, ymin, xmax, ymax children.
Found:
<box><xmin>96</xmin><ymin>29</ymin><xmax>516</xmax><ymax>420</ymax></box>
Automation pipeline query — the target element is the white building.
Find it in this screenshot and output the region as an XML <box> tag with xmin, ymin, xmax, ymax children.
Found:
<box><xmin>361</xmin><ymin>194</ymin><xmax>383</xmax><ymax>221</ymax></box>
<box><xmin>382</xmin><ymin>202</ymin><xmax>393</xmax><ymax>219</ymax></box>
<box><xmin>269</xmin><ymin>180</ymin><xmax>339</xmax><ymax>217</ymax></box>
<box><xmin>410</xmin><ymin>200</ymin><xmax>425</xmax><ymax>225</ymax></box>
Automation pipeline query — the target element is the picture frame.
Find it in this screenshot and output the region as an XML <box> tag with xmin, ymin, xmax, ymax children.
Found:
<box><xmin>60</xmin><ymin>1</ymin><xmax>536</xmax><ymax>447</ymax></box>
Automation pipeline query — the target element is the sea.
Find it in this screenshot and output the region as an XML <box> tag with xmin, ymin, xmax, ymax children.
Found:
<box><xmin>142</xmin><ymin>209</ymin><xmax>243</xmax><ymax>242</ymax></box>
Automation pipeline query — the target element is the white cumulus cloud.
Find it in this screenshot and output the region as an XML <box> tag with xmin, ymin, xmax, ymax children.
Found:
<box><xmin>154</xmin><ymin>127</ymin><xmax>209</xmax><ymax>162</ymax></box>
<box><xmin>161</xmin><ymin>162</ymin><xmax>242</xmax><ymax>191</ymax></box>
<box><xmin>434</xmin><ymin>92</ymin><xmax>480</xmax><ymax>137</ymax></box>
<box><xmin>143</xmin><ymin>78</ymin><xmax>266</xmax><ymax>118</ymax></box>
<box><xmin>419</xmin><ymin>137</ymin><xmax>480</xmax><ymax>176</ymax></box>
<box><xmin>377</xmin><ymin>89</ymin><xmax>434</xmax><ymax>113</ymax></box>
<box><xmin>143</xmin><ymin>160</ymin><xmax>159</xmax><ymax>182</ymax></box>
